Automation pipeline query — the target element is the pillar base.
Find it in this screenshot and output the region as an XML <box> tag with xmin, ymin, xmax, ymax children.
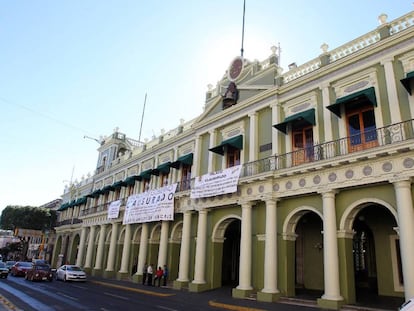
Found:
<box><xmin>257</xmin><ymin>291</ymin><xmax>281</xmax><ymax>302</ymax></box>
<box><xmin>232</xmin><ymin>287</ymin><xmax>253</xmax><ymax>299</ymax></box>
<box><xmin>92</xmin><ymin>268</ymin><xmax>103</xmax><ymax>277</ymax></box>
<box><xmin>173</xmin><ymin>280</ymin><xmax>189</xmax><ymax>290</ymax></box>
<box><xmin>116</xmin><ymin>271</ymin><xmax>130</xmax><ymax>281</ymax></box>
<box><xmin>131</xmin><ymin>273</ymin><xmax>141</xmax><ymax>283</ymax></box>
<box><xmin>317</xmin><ymin>297</ymin><xmax>344</xmax><ymax>310</ymax></box>
<box><xmin>189</xmin><ymin>282</ymin><xmax>210</xmax><ymax>292</ymax></box>
<box><xmin>83</xmin><ymin>267</ymin><xmax>92</xmax><ymax>275</ymax></box>
<box><xmin>103</xmin><ymin>270</ymin><xmax>116</xmax><ymax>279</ymax></box>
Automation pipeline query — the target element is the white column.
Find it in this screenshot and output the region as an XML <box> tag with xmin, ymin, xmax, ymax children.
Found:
<box><xmin>393</xmin><ymin>179</ymin><xmax>414</xmax><ymax>300</ymax></box>
<box><xmin>237</xmin><ymin>201</ymin><xmax>253</xmax><ymax>291</ymax></box>
<box><xmin>177</xmin><ymin>211</ymin><xmax>192</xmax><ymax>282</ymax></box>
<box><xmin>271</xmin><ymin>102</ymin><xmax>280</xmax><ymax>155</ymax></box>
<box><xmin>208</xmin><ymin>130</ymin><xmax>216</xmax><ymax>172</ymax></box>
<box><xmin>192</xmin><ymin>210</ymin><xmax>208</xmax><ymax>284</ymax></box>
<box><xmin>157</xmin><ymin>221</ymin><xmax>169</xmax><ymax>268</ymax></box>
<box><xmin>76</xmin><ymin>227</ymin><xmax>87</xmax><ymax>267</ymax></box>
<box><xmin>137</xmin><ymin>223</ymin><xmax>149</xmax><ymax>276</ymax></box>
<box><xmin>119</xmin><ymin>224</ymin><xmax>132</xmax><ymax>273</ymax></box>
<box><xmin>381</xmin><ymin>57</ymin><xmax>402</xmax><ymax>124</ymax></box>
<box><xmin>320</xmin><ymin>190</ymin><xmax>343</xmax><ymax>301</ymax></box>
<box><xmin>248</xmin><ymin>112</ymin><xmax>258</xmax><ymax>162</ymax></box>
<box><xmin>105</xmin><ymin>222</ymin><xmax>119</xmax><ymax>272</ymax></box>
<box><xmin>84</xmin><ymin>225</ymin><xmax>96</xmax><ymax>269</ymax></box>
<box><xmin>94</xmin><ymin>224</ymin><xmax>107</xmax><ymax>270</ymax></box>
<box><xmin>192</xmin><ymin>135</ymin><xmax>201</xmax><ymax>177</ymax></box>
<box><xmin>320</xmin><ymin>83</ymin><xmax>333</xmax><ymax>142</ymax></box>
<box><xmin>261</xmin><ymin>198</ymin><xmax>279</xmax><ymax>294</ymax></box>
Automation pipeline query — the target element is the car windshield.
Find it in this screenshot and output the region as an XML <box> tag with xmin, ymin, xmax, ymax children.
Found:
<box><xmin>35</xmin><ymin>265</ymin><xmax>50</xmax><ymax>271</ymax></box>
<box><xmin>0</xmin><ymin>262</ymin><xmax>5</xmax><ymax>268</ymax></box>
<box><xmin>67</xmin><ymin>266</ymin><xmax>82</xmax><ymax>271</ymax></box>
<box><xmin>19</xmin><ymin>262</ymin><xmax>32</xmax><ymax>267</ymax></box>
<box><xmin>6</xmin><ymin>261</ymin><xmax>15</xmax><ymax>266</ymax></box>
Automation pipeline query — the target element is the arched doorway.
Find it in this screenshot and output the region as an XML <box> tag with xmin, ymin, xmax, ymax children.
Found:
<box><xmin>295</xmin><ymin>212</ymin><xmax>324</xmax><ymax>297</ymax></box>
<box><xmin>221</xmin><ymin>220</ymin><xmax>240</xmax><ymax>286</ymax></box>
<box><xmin>352</xmin><ymin>204</ymin><xmax>399</xmax><ymax>304</ymax></box>
<box><xmin>69</xmin><ymin>234</ymin><xmax>80</xmax><ymax>265</ymax></box>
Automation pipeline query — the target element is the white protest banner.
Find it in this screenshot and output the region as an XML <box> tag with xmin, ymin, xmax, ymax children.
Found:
<box><xmin>190</xmin><ymin>165</ymin><xmax>242</xmax><ymax>199</ymax></box>
<box><xmin>123</xmin><ymin>183</ymin><xmax>177</xmax><ymax>225</ymax></box>
<box><xmin>107</xmin><ymin>199</ymin><xmax>122</xmax><ymax>219</ymax></box>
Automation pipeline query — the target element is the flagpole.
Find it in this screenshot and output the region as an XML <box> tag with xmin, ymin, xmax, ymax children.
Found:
<box><xmin>138</xmin><ymin>93</ymin><xmax>147</xmax><ymax>143</ymax></box>
<box><xmin>241</xmin><ymin>0</ymin><xmax>246</xmax><ymax>57</ymax></box>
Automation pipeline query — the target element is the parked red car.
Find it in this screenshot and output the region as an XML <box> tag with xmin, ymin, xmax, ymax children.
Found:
<box><xmin>10</xmin><ymin>261</ymin><xmax>32</xmax><ymax>277</ymax></box>
<box><xmin>25</xmin><ymin>264</ymin><xmax>53</xmax><ymax>282</ymax></box>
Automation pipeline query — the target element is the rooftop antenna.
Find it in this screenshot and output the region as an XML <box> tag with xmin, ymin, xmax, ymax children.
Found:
<box><xmin>240</xmin><ymin>0</ymin><xmax>246</xmax><ymax>57</ymax></box>
<box><xmin>138</xmin><ymin>93</ymin><xmax>147</xmax><ymax>143</ymax></box>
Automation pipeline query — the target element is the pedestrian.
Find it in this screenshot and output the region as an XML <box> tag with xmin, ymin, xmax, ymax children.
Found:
<box><xmin>153</xmin><ymin>266</ymin><xmax>163</xmax><ymax>287</ymax></box>
<box><xmin>142</xmin><ymin>263</ymin><xmax>148</xmax><ymax>285</ymax></box>
<box><xmin>163</xmin><ymin>265</ymin><xmax>169</xmax><ymax>286</ymax></box>
<box><xmin>147</xmin><ymin>264</ymin><xmax>153</xmax><ymax>286</ymax></box>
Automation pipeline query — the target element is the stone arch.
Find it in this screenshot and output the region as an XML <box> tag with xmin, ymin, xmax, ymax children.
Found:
<box><xmin>170</xmin><ymin>221</ymin><xmax>183</xmax><ymax>243</ymax></box>
<box><xmin>282</xmin><ymin>206</ymin><xmax>323</xmax><ymax>238</ymax></box>
<box><xmin>132</xmin><ymin>225</ymin><xmax>142</xmax><ymax>243</ymax></box>
<box><xmin>150</xmin><ymin>223</ymin><xmax>162</xmax><ymax>242</ymax></box>
<box><xmin>339</xmin><ymin>197</ymin><xmax>398</xmax><ymax>232</ymax></box>
<box><xmin>212</xmin><ymin>214</ymin><xmax>241</xmax><ymax>242</ymax></box>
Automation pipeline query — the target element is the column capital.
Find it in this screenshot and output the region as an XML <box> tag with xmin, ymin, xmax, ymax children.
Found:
<box><xmin>380</xmin><ymin>56</ymin><xmax>394</xmax><ymax>65</ymax></box>
<box><xmin>237</xmin><ymin>199</ymin><xmax>254</xmax><ymax>208</ymax></box>
<box><xmin>260</xmin><ymin>194</ymin><xmax>279</xmax><ymax>203</ymax></box>
<box><xmin>390</xmin><ymin>176</ymin><xmax>412</xmax><ymax>185</ymax></box>
<box><xmin>318</xmin><ymin>189</ymin><xmax>338</xmax><ymax>197</ymax></box>
<box><xmin>248</xmin><ymin>111</ymin><xmax>258</xmax><ymax>118</ymax></box>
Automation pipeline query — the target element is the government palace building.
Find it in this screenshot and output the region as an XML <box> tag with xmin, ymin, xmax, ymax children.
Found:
<box><xmin>54</xmin><ymin>10</ymin><xmax>414</xmax><ymax>309</ymax></box>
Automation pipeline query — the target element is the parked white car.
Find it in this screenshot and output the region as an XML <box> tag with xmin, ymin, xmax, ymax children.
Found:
<box><xmin>55</xmin><ymin>265</ymin><xmax>87</xmax><ymax>282</ymax></box>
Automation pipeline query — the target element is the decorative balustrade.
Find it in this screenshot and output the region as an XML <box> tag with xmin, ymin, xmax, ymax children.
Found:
<box><xmin>57</xmin><ymin>120</ymin><xmax>414</xmax><ymax>222</ymax></box>
<box><xmin>390</xmin><ymin>11</ymin><xmax>414</xmax><ymax>35</ymax></box>
<box><xmin>241</xmin><ymin>119</ymin><xmax>414</xmax><ymax>178</ymax></box>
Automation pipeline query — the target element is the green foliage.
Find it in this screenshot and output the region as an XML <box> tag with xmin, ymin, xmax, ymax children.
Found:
<box><xmin>0</xmin><ymin>205</ymin><xmax>57</xmax><ymax>231</ymax></box>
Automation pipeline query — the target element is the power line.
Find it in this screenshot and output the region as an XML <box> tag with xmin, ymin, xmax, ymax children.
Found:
<box><xmin>0</xmin><ymin>96</ymin><xmax>99</xmax><ymax>138</ymax></box>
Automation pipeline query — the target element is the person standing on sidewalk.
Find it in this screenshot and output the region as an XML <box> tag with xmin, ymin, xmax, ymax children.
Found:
<box><xmin>162</xmin><ymin>265</ymin><xmax>169</xmax><ymax>286</ymax></box>
<box><xmin>142</xmin><ymin>263</ymin><xmax>148</xmax><ymax>285</ymax></box>
<box><xmin>147</xmin><ymin>264</ymin><xmax>153</xmax><ymax>286</ymax></box>
<box><xmin>154</xmin><ymin>266</ymin><xmax>163</xmax><ymax>287</ymax></box>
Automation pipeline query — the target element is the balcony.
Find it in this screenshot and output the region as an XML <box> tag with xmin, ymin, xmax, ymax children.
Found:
<box><xmin>67</xmin><ymin>119</ymin><xmax>414</xmax><ymax>221</ymax></box>
<box><xmin>241</xmin><ymin>119</ymin><xmax>414</xmax><ymax>178</ymax></box>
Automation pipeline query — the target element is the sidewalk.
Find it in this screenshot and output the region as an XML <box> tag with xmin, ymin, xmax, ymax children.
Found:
<box><xmin>0</xmin><ymin>295</ymin><xmax>21</xmax><ymax>311</ymax></box>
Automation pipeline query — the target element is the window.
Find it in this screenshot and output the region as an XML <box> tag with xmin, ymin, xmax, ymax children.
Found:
<box><xmin>226</xmin><ymin>145</ymin><xmax>240</xmax><ymax>168</ymax></box>
<box><xmin>142</xmin><ymin>179</ymin><xmax>150</xmax><ymax>192</ymax></box>
<box><xmin>127</xmin><ymin>184</ymin><xmax>134</xmax><ymax>197</ymax></box>
<box><xmin>346</xmin><ymin>107</ymin><xmax>377</xmax><ymax>152</ymax></box>
<box><xmin>292</xmin><ymin>126</ymin><xmax>314</xmax><ymax>165</ymax></box>
<box><xmin>160</xmin><ymin>172</ymin><xmax>169</xmax><ymax>186</ymax></box>
<box><xmin>114</xmin><ymin>188</ymin><xmax>121</xmax><ymax>200</ymax></box>
<box><xmin>180</xmin><ymin>164</ymin><xmax>191</xmax><ymax>191</ymax></box>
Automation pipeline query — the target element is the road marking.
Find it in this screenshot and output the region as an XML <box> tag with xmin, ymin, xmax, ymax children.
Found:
<box><xmin>209</xmin><ymin>300</ymin><xmax>267</xmax><ymax>311</ymax></box>
<box><xmin>156</xmin><ymin>306</ymin><xmax>178</xmax><ymax>311</ymax></box>
<box><xmin>104</xmin><ymin>292</ymin><xmax>129</xmax><ymax>300</ymax></box>
<box><xmin>57</xmin><ymin>292</ymin><xmax>79</xmax><ymax>301</ymax></box>
<box><xmin>91</xmin><ymin>280</ymin><xmax>175</xmax><ymax>297</ymax></box>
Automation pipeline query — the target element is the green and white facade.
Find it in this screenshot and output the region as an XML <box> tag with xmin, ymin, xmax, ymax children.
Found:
<box><xmin>54</xmin><ymin>11</ymin><xmax>414</xmax><ymax>309</ymax></box>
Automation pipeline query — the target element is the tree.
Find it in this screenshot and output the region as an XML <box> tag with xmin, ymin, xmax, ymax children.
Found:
<box><xmin>0</xmin><ymin>205</ymin><xmax>57</xmax><ymax>231</ymax></box>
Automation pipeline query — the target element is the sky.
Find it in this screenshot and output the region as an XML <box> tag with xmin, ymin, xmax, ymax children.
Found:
<box><xmin>0</xmin><ymin>1</ymin><xmax>412</xmax><ymax>213</ymax></box>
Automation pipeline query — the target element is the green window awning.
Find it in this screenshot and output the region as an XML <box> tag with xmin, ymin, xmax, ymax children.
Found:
<box><xmin>170</xmin><ymin>153</ymin><xmax>193</xmax><ymax>169</ymax></box>
<box><xmin>139</xmin><ymin>169</ymin><xmax>153</xmax><ymax>180</ymax></box>
<box><xmin>326</xmin><ymin>87</ymin><xmax>377</xmax><ymax>117</ymax></box>
<box><xmin>152</xmin><ymin>162</ymin><xmax>171</xmax><ymax>176</ymax></box>
<box><xmin>209</xmin><ymin>135</ymin><xmax>243</xmax><ymax>156</ymax></box>
<box><xmin>101</xmin><ymin>185</ymin><xmax>115</xmax><ymax>193</ymax></box>
<box><xmin>273</xmin><ymin>108</ymin><xmax>316</xmax><ymax>134</ymax></box>
<box><xmin>112</xmin><ymin>180</ymin><xmax>126</xmax><ymax>189</ymax></box>
<box><xmin>401</xmin><ymin>71</ymin><xmax>414</xmax><ymax>95</ymax></box>
<box><xmin>74</xmin><ymin>197</ymin><xmax>87</xmax><ymax>206</ymax></box>
<box><xmin>86</xmin><ymin>189</ymin><xmax>103</xmax><ymax>198</ymax></box>
<box><xmin>57</xmin><ymin>202</ymin><xmax>70</xmax><ymax>211</ymax></box>
<box><xmin>124</xmin><ymin>175</ymin><xmax>140</xmax><ymax>186</ymax></box>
